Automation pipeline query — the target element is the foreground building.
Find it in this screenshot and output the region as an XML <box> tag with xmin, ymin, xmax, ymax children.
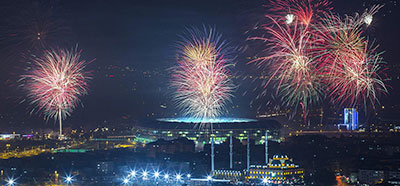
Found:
<box><xmin>213</xmin><ymin>155</ymin><xmax>304</xmax><ymax>185</ymax></box>
<box><xmin>247</xmin><ymin>155</ymin><xmax>304</xmax><ymax>185</ymax></box>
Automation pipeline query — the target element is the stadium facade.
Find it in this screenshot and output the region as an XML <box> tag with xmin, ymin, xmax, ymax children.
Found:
<box><xmin>131</xmin><ymin>118</ymin><xmax>282</xmax><ymax>150</ymax></box>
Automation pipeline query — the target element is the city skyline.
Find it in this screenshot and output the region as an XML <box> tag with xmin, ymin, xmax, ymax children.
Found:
<box><xmin>0</xmin><ymin>1</ymin><xmax>399</xmax><ymax>185</ymax></box>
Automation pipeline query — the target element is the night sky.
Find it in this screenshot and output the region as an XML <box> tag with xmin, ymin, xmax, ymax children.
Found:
<box><xmin>0</xmin><ymin>0</ymin><xmax>398</xmax><ymax>132</ymax></box>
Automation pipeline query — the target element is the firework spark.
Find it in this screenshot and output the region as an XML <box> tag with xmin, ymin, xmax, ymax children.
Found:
<box><xmin>268</xmin><ymin>0</ymin><xmax>332</xmax><ymax>26</ymax></box>
<box><xmin>21</xmin><ymin>48</ymin><xmax>91</xmax><ymax>137</ymax></box>
<box><xmin>360</xmin><ymin>5</ymin><xmax>383</xmax><ymax>26</ymax></box>
<box><xmin>171</xmin><ymin>27</ymin><xmax>234</xmax><ymax>120</ymax></box>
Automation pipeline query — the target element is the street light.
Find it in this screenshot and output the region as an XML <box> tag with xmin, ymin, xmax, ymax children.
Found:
<box><xmin>186</xmin><ymin>174</ymin><xmax>191</xmax><ymax>179</ymax></box>
<box><xmin>207</xmin><ymin>175</ymin><xmax>212</xmax><ymax>181</ymax></box>
<box><xmin>164</xmin><ymin>174</ymin><xmax>169</xmax><ymax>179</ymax></box>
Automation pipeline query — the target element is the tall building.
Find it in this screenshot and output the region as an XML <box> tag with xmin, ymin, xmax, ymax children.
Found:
<box><xmin>338</xmin><ymin>108</ymin><xmax>358</xmax><ymax>130</ymax></box>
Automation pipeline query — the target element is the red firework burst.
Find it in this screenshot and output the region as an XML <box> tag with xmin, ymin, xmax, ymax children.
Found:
<box><xmin>249</xmin><ymin>16</ymin><xmax>323</xmax><ymax>113</ymax></box>
<box><xmin>313</xmin><ymin>13</ymin><xmax>387</xmax><ymax>107</ymax></box>
<box><xmin>251</xmin><ymin>1</ymin><xmax>387</xmax><ymax>114</ymax></box>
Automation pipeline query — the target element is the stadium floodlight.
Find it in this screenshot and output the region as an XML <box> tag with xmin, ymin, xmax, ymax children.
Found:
<box><xmin>65</xmin><ymin>176</ymin><xmax>73</xmax><ymax>184</ymax></box>
<box><xmin>122</xmin><ymin>178</ymin><xmax>130</xmax><ymax>185</ymax></box>
<box><xmin>154</xmin><ymin>171</ymin><xmax>160</xmax><ymax>178</ymax></box>
<box><xmin>130</xmin><ymin>170</ymin><xmax>136</xmax><ymax>177</ymax></box>
<box><xmin>6</xmin><ymin>178</ymin><xmax>15</xmax><ymax>186</ymax></box>
<box><xmin>176</xmin><ymin>174</ymin><xmax>182</xmax><ymax>180</ymax></box>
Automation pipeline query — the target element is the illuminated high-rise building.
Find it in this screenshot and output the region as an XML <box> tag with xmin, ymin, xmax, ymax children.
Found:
<box><xmin>338</xmin><ymin>108</ymin><xmax>358</xmax><ymax>130</ymax></box>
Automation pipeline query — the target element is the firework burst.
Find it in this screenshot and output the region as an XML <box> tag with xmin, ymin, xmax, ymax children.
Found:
<box><xmin>21</xmin><ymin>48</ymin><xmax>91</xmax><ymax>137</ymax></box>
<box><xmin>325</xmin><ymin>47</ymin><xmax>387</xmax><ymax>107</ymax></box>
<box><xmin>314</xmin><ymin>13</ymin><xmax>387</xmax><ymax>108</ymax></box>
<box><xmin>313</xmin><ymin>13</ymin><xmax>366</xmax><ymax>70</ymax></box>
<box><xmin>171</xmin><ymin>27</ymin><xmax>234</xmax><ymax>120</ymax></box>
<box><xmin>251</xmin><ymin>1</ymin><xmax>387</xmax><ymax>117</ymax></box>
<box><xmin>250</xmin><ymin>17</ymin><xmax>323</xmax><ymax>115</ymax></box>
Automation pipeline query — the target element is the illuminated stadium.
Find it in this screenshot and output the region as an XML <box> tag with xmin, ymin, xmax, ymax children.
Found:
<box><xmin>132</xmin><ymin>117</ymin><xmax>282</xmax><ymax>149</ymax></box>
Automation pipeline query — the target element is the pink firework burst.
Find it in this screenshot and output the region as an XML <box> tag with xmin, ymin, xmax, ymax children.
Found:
<box><xmin>249</xmin><ymin>16</ymin><xmax>323</xmax><ymax>115</ymax></box>
<box><xmin>314</xmin><ymin>13</ymin><xmax>387</xmax><ymax>108</ymax></box>
<box><xmin>21</xmin><ymin>48</ymin><xmax>91</xmax><ymax>136</ymax></box>
<box><xmin>171</xmin><ymin>27</ymin><xmax>234</xmax><ymax>120</ymax></box>
<box><xmin>251</xmin><ymin>2</ymin><xmax>387</xmax><ymax>115</ymax></box>
<box><xmin>325</xmin><ymin>48</ymin><xmax>387</xmax><ymax>107</ymax></box>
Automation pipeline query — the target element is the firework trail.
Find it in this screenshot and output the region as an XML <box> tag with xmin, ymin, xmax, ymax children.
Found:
<box><xmin>171</xmin><ymin>27</ymin><xmax>234</xmax><ymax>121</ymax></box>
<box><xmin>21</xmin><ymin>48</ymin><xmax>91</xmax><ymax>137</ymax></box>
<box><xmin>268</xmin><ymin>0</ymin><xmax>332</xmax><ymax>26</ymax></box>
<box><xmin>0</xmin><ymin>1</ymin><xmax>71</xmax><ymax>55</ymax></box>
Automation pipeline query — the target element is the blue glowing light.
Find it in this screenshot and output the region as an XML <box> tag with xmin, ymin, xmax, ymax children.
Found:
<box><xmin>338</xmin><ymin>108</ymin><xmax>359</xmax><ymax>131</ymax></box>
<box><xmin>157</xmin><ymin>117</ymin><xmax>257</xmax><ymax>123</ymax></box>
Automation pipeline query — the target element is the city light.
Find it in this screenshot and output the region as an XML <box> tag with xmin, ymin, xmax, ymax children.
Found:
<box><xmin>0</xmin><ymin>1</ymin><xmax>393</xmax><ymax>186</ymax></box>
<box><xmin>6</xmin><ymin>178</ymin><xmax>15</xmax><ymax>186</ymax></box>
